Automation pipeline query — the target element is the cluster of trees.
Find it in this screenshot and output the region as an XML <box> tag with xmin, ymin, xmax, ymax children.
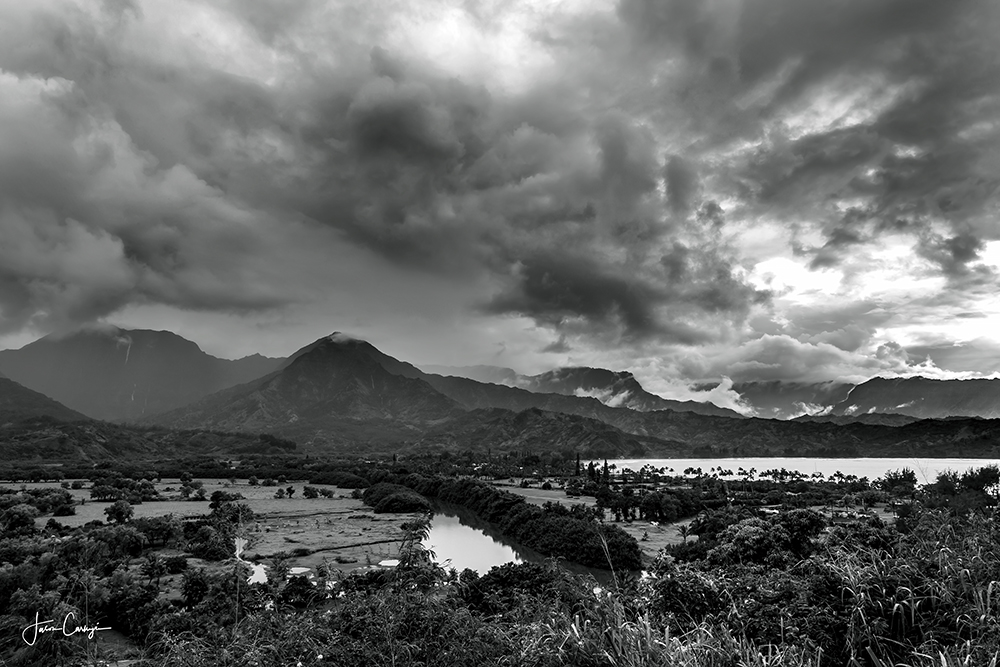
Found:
<box><xmin>923</xmin><ymin>464</ymin><xmax>1000</xmax><ymax>514</ymax></box>
<box><xmin>308</xmin><ymin>470</ymin><xmax>370</xmax><ymax>488</ymax></box>
<box><xmin>1</xmin><ymin>486</ymin><xmax>75</xmax><ymax>515</ymax></box>
<box><xmin>360</xmin><ymin>483</ymin><xmax>432</xmax><ymax>513</ymax></box>
<box><xmin>90</xmin><ymin>471</ymin><xmax>160</xmax><ymax>503</ymax></box>
<box><xmin>301</xmin><ymin>485</ymin><xmax>335</xmax><ymax>499</ymax></box>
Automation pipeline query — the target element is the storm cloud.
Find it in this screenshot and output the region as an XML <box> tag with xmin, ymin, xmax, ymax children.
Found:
<box><xmin>0</xmin><ymin>0</ymin><xmax>998</xmax><ymax>384</ymax></box>
<box><xmin>0</xmin><ymin>0</ymin><xmax>773</xmax><ymax>345</ymax></box>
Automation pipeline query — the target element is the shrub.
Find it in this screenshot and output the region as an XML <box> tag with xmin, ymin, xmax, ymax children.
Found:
<box><xmin>52</xmin><ymin>503</ymin><xmax>75</xmax><ymax>517</ymax></box>
<box><xmin>362</xmin><ymin>483</ymin><xmax>422</xmax><ymax>507</ymax></box>
<box><xmin>164</xmin><ymin>555</ymin><xmax>189</xmax><ymax>574</ymax></box>
<box><xmin>310</xmin><ymin>471</ymin><xmax>370</xmax><ymax>488</ymax></box>
<box><xmin>374</xmin><ymin>492</ymin><xmax>431</xmax><ymax>514</ymax></box>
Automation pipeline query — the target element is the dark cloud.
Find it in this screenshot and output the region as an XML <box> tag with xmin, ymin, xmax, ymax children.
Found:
<box><xmin>917</xmin><ymin>233</ymin><xmax>990</xmax><ymax>279</ymax></box>
<box><xmin>1</xmin><ymin>0</ymin><xmax>998</xmax><ymax>381</ymax></box>
<box><xmin>665</xmin><ymin>156</ymin><xmax>699</xmax><ymax>214</ymax></box>
<box><xmin>747</xmin><ymin>300</ymin><xmax>894</xmax><ymax>364</ymax></box>
<box><xmin>0</xmin><ymin>0</ymin><xmax>768</xmax><ymax>346</ymax></box>
<box><xmin>619</xmin><ymin>0</ymin><xmax>1000</xmax><ymax>285</ymax></box>
<box><xmin>541</xmin><ymin>335</ymin><xmax>571</xmax><ymax>354</ymax></box>
<box><xmin>485</xmin><ymin>252</ymin><xmax>706</xmax><ymax>344</ymax></box>
<box><xmin>688</xmin><ymin>333</ymin><xmax>920</xmax><ymax>384</ymax></box>
<box><xmin>208</xmin><ymin>0</ymin><xmax>319</xmax><ymax>44</ymax></box>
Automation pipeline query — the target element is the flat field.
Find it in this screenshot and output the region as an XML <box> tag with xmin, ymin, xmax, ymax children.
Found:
<box><xmin>15</xmin><ymin>477</ymin><xmax>708</xmax><ymax>573</ymax></box>
<box><xmin>20</xmin><ymin>479</ymin><xmax>418</xmax><ymax>575</ymax></box>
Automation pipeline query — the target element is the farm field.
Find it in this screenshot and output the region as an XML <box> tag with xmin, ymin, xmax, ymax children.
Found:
<box><xmin>20</xmin><ymin>479</ymin><xmax>420</xmax><ymax>574</ymax></box>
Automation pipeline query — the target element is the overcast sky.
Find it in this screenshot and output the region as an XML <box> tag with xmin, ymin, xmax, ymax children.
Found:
<box><xmin>1</xmin><ymin>0</ymin><xmax>999</xmax><ymax>407</ymax></box>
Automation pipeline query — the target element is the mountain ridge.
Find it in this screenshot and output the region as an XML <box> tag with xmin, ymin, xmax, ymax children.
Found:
<box><xmin>0</xmin><ymin>327</ymin><xmax>285</xmax><ymax>421</ymax></box>
<box><xmin>417</xmin><ymin>363</ymin><xmax>743</xmax><ymax>418</ymax></box>
<box><xmin>146</xmin><ymin>332</ymin><xmax>1000</xmax><ymax>459</ymax></box>
<box><xmin>0</xmin><ymin>377</ymin><xmax>88</xmax><ymax>424</ymax></box>
<box><xmin>832</xmin><ymin>376</ymin><xmax>1000</xmax><ymax>420</ymax></box>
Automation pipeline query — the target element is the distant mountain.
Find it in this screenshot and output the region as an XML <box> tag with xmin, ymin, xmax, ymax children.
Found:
<box><xmin>420</xmin><ymin>364</ymin><xmax>519</xmax><ymax>384</ymax></box>
<box><xmin>149</xmin><ymin>333</ymin><xmax>463</xmax><ymax>447</ymax></box>
<box><xmin>0</xmin><ymin>327</ymin><xmax>285</xmax><ymax>421</ymax></box>
<box><xmin>831</xmin><ymin>377</ymin><xmax>1000</xmax><ymax>420</ymax></box>
<box><xmin>728</xmin><ymin>381</ymin><xmax>855</xmax><ymax>419</ymax></box>
<box><xmin>732</xmin><ymin>377</ymin><xmax>1000</xmax><ymax>422</ymax></box>
<box><xmin>0</xmin><ymin>376</ymin><xmax>87</xmax><ymax>424</ymax></box>
<box><xmin>515</xmin><ymin>367</ymin><xmax>742</xmax><ymax>417</ymax></box>
<box><xmin>413</xmin><ymin>407</ymin><xmax>687</xmax><ymax>459</ymax></box>
<box><xmin>419</xmin><ymin>364</ymin><xmax>742</xmax><ymax>418</ymax></box>
<box><xmin>584</xmin><ymin>408</ymin><xmax>1000</xmax><ymax>459</ymax></box>
<box><xmin>792</xmin><ymin>413</ymin><xmax>919</xmax><ymax>427</ymax></box>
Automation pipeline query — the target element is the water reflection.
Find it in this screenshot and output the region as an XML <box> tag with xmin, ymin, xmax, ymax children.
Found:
<box><xmin>424</xmin><ymin>504</ymin><xmax>620</xmax><ymax>584</ymax></box>
<box><xmin>425</xmin><ymin>512</ymin><xmax>525</xmax><ymax>573</ymax></box>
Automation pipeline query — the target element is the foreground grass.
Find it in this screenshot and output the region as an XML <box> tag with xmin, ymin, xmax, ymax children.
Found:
<box><xmin>145</xmin><ymin>586</ymin><xmax>824</xmax><ymax>667</ymax></box>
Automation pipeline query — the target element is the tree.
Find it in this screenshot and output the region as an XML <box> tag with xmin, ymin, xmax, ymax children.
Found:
<box><xmin>141</xmin><ymin>553</ymin><xmax>167</xmax><ymax>586</ymax></box>
<box><xmin>105</xmin><ymin>499</ymin><xmax>134</xmax><ymax>524</ymax></box>
<box><xmin>209</xmin><ymin>490</ymin><xmax>242</xmax><ymax>509</ymax></box>
<box><xmin>1</xmin><ymin>504</ymin><xmax>39</xmax><ymax>536</ymax></box>
<box><xmin>274</xmin><ymin>488</ymin><xmax>286</xmax><ymax>499</ymax></box>
<box><xmin>960</xmin><ymin>465</ymin><xmax>1000</xmax><ymax>496</ymax></box>
<box><xmin>877</xmin><ymin>468</ymin><xmax>918</xmax><ymax>496</ymax></box>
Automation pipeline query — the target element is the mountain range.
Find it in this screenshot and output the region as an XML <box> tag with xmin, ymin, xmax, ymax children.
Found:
<box><xmin>145</xmin><ymin>332</ymin><xmax>1000</xmax><ymax>459</ymax></box>
<box><xmin>4</xmin><ymin>326</ymin><xmax>1000</xmax><ymax>461</ymax></box>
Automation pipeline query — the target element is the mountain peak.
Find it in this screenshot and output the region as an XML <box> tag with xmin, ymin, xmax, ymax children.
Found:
<box><xmin>326</xmin><ymin>332</ymin><xmax>365</xmax><ymax>345</ymax></box>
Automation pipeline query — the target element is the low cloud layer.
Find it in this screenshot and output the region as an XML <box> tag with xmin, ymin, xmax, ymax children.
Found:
<box><xmin>1</xmin><ymin>0</ymin><xmax>998</xmax><ymax>386</ymax></box>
